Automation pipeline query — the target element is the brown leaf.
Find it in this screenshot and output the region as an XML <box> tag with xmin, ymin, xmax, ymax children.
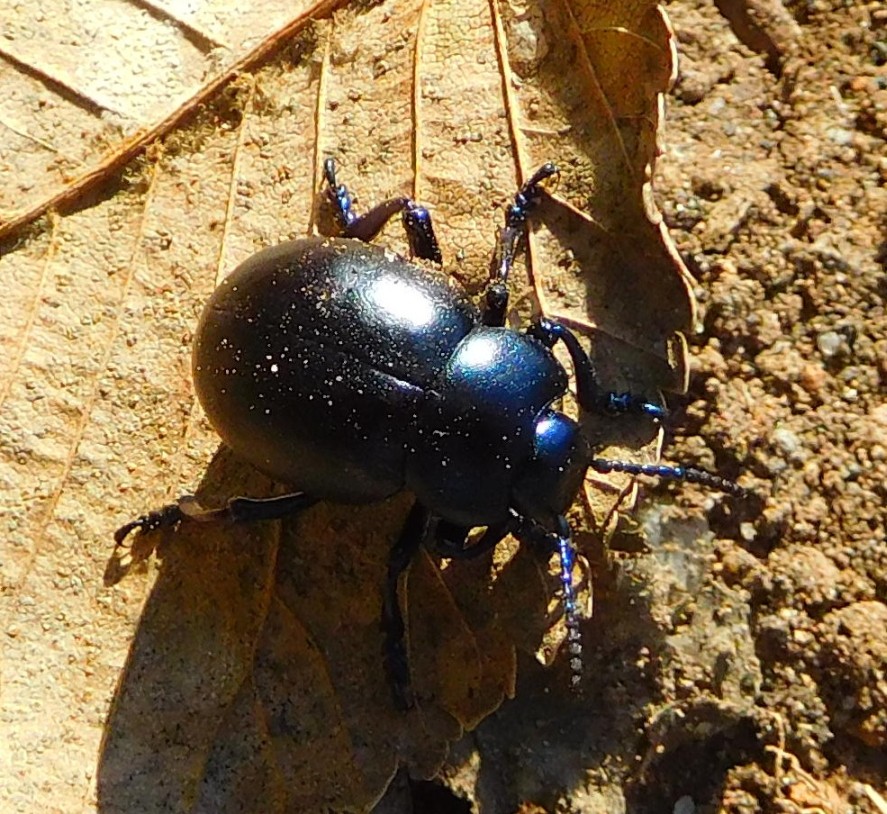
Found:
<box><xmin>0</xmin><ymin>0</ymin><xmax>347</xmax><ymax>236</ymax></box>
<box><xmin>0</xmin><ymin>0</ymin><xmax>690</xmax><ymax>811</ymax></box>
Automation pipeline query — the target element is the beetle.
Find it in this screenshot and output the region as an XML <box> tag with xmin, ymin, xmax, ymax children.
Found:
<box><xmin>116</xmin><ymin>158</ymin><xmax>744</xmax><ymax>708</ymax></box>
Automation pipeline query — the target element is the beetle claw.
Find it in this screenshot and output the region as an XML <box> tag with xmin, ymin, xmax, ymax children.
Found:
<box><xmin>114</xmin><ymin>502</ymin><xmax>185</xmax><ymax>547</ymax></box>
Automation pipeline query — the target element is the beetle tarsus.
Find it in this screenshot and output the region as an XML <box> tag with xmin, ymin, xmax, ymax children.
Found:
<box><xmin>114</xmin><ymin>502</ymin><xmax>185</xmax><ymax>547</ymax></box>
<box><xmin>597</xmin><ymin>392</ymin><xmax>666</xmax><ymax>420</ymax></box>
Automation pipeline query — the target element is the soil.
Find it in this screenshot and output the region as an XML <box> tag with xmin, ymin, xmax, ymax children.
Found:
<box><xmin>423</xmin><ymin>1</ymin><xmax>887</xmax><ymax>812</ymax></box>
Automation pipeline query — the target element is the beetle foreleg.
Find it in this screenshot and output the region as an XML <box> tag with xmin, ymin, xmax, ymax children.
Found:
<box><xmin>528</xmin><ymin>318</ymin><xmax>666</xmax><ymax>419</ymax></box>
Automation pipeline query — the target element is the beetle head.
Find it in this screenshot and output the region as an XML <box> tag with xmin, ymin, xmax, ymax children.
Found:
<box><xmin>512</xmin><ymin>409</ymin><xmax>589</xmax><ymax>527</ymax></box>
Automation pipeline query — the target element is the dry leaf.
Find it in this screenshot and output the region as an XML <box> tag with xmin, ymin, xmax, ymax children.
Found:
<box><xmin>0</xmin><ymin>0</ymin><xmax>691</xmax><ymax>811</ymax></box>
<box><xmin>0</xmin><ymin>0</ymin><xmax>347</xmax><ymax>233</ymax></box>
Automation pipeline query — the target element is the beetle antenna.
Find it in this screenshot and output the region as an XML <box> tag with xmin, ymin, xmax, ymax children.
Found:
<box><xmin>590</xmin><ymin>458</ymin><xmax>747</xmax><ymax>497</ymax></box>
<box><xmin>554</xmin><ymin>515</ymin><xmax>583</xmax><ymax>692</ymax></box>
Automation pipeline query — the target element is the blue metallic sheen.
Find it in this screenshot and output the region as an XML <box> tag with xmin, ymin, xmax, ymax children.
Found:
<box><xmin>408</xmin><ymin>328</ymin><xmax>567</xmax><ymax>525</ymax></box>
<box><xmin>512</xmin><ymin>410</ymin><xmax>589</xmax><ymax>527</ymax></box>
<box><xmin>194</xmin><ymin>238</ymin><xmax>581</xmax><ymax>526</ymax></box>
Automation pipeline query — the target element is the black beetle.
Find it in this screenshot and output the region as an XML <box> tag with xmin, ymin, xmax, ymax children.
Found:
<box><xmin>117</xmin><ymin>159</ymin><xmax>744</xmax><ymax>707</ymax></box>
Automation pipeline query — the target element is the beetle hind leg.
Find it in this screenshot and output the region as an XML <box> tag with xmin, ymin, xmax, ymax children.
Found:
<box><xmin>114</xmin><ymin>502</ymin><xmax>186</xmax><ymax>546</ymax></box>
<box><xmin>322</xmin><ymin>157</ymin><xmax>442</xmax><ymax>263</ymax></box>
<box><xmin>114</xmin><ymin>492</ymin><xmax>318</xmax><ymax>548</ymax></box>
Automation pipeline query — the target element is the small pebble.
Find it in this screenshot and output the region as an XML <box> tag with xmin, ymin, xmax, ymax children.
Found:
<box><xmin>773</xmin><ymin>427</ymin><xmax>801</xmax><ymax>456</ymax></box>
<box><xmin>817</xmin><ymin>331</ymin><xmax>845</xmax><ymax>358</ymax></box>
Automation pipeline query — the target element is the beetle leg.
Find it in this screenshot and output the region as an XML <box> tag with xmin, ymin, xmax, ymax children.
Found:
<box><xmin>114</xmin><ymin>492</ymin><xmax>317</xmax><ymax>547</ymax></box>
<box><xmin>516</xmin><ymin>515</ymin><xmax>583</xmax><ymax>692</ymax></box>
<box><xmin>382</xmin><ymin>501</ymin><xmax>434</xmax><ymax>710</ymax></box>
<box><xmin>527</xmin><ymin>317</ymin><xmax>666</xmax><ymax>419</ymax></box>
<box><xmin>114</xmin><ymin>503</ymin><xmax>185</xmax><ymax>546</ymax></box>
<box><xmin>522</xmin><ymin>319</ymin><xmax>746</xmax><ymax>496</ymax></box>
<box><xmin>322</xmin><ymin>157</ymin><xmax>442</xmax><ymax>263</ymax></box>
<box><xmin>483</xmin><ymin>162</ymin><xmax>559</xmax><ymax>327</ymax></box>
<box><xmin>551</xmin><ymin>516</ymin><xmax>583</xmax><ymax>692</ymax></box>
<box><xmin>590</xmin><ymin>458</ymin><xmax>747</xmax><ymax>497</ymax></box>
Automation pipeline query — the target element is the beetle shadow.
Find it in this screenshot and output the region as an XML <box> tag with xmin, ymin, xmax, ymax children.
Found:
<box><xmin>98</xmin><ymin>446</ymin><xmax>282</xmax><ymax>812</ymax></box>
<box><xmin>99</xmin><ymin>444</ymin><xmax>429</xmax><ymax>813</ymax></box>
<box><xmin>533</xmin><ymin>192</ymin><xmax>691</xmax><ymax>399</ymax></box>
<box><xmin>453</xmin><ymin>492</ymin><xmax>764</xmax><ymax>811</ymax></box>
<box><xmin>99</xmin><ymin>445</ymin><xmax>533</xmax><ymax>812</ymax></box>
<box><xmin>451</xmin><ymin>559</ymin><xmax>763</xmax><ymax>812</ymax></box>
<box><xmin>100</xmin><ymin>446</ymin><xmax>422</xmax><ymax>812</ymax></box>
